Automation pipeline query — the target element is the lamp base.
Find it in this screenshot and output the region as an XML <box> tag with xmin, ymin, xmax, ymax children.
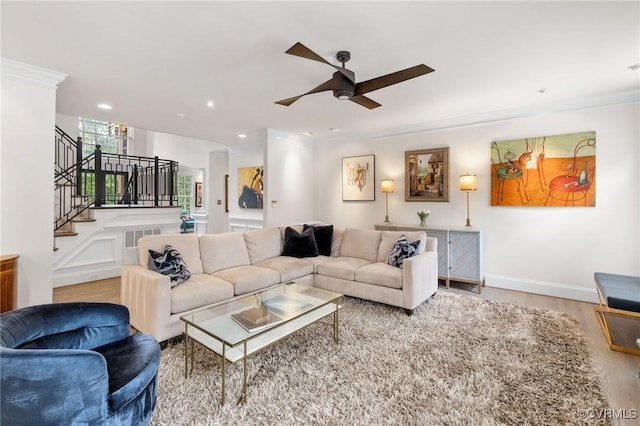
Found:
<box><xmin>465</xmin><ymin>218</ymin><xmax>472</xmax><ymax>228</ymax></box>
<box><xmin>384</xmin><ymin>215</ymin><xmax>390</xmax><ymax>223</ymax></box>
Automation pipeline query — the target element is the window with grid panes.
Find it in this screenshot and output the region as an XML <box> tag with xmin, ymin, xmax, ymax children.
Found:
<box><xmin>177</xmin><ymin>175</ymin><xmax>193</xmax><ymax>216</ymax></box>
<box><xmin>78</xmin><ymin>118</ymin><xmax>133</xmax><ymax>156</ymax></box>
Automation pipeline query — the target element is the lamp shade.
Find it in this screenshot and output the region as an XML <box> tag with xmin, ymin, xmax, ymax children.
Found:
<box><xmin>459</xmin><ymin>173</ymin><xmax>477</xmax><ymax>191</ymax></box>
<box><xmin>380</xmin><ymin>179</ymin><xmax>395</xmax><ymax>193</ymax></box>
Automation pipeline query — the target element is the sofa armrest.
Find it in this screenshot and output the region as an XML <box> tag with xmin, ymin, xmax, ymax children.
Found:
<box><xmin>121</xmin><ymin>265</ymin><xmax>172</xmax><ymax>342</ymax></box>
<box><xmin>1</xmin><ymin>348</ymin><xmax>109</xmax><ymax>423</ymax></box>
<box><xmin>401</xmin><ymin>250</ymin><xmax>438</xmax><ymax>310</ymax></box>
<box><xmin>424</xmin><ymin>236</ymin><xmax>437</xmax><ymax>253</ymax></box>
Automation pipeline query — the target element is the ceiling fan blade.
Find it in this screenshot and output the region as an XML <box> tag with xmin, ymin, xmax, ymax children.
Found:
<box><xmin>275</xmin><ymin>95</ymin><xmax>304</xmax><ymax>107</ymax></box>
<box><xmin>350</xmin><ymin>95</ymin><xmax>382</xmax><ymax>109</ymax></box>
<box><xmin>275</xmin><ymin>79</ymin><xmax>339</xmax><ymax>107</ymax></box>
<box><xmin>286</xmin><ymin>42</ymin><xmax>356</xmax><ymax>84</ymax></box>
<box><xmin>354</xmin><ymin>64</ymin><xmax>435</xmax><ymax>96</ymax></box>
<box><xmin>285</xmin><ymin>42</ymin><xmax>333</xmax><ymax>66</ymax></box>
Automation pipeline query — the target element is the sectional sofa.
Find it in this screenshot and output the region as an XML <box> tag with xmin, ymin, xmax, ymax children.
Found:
<box><xmin>121</xmin><ymin>226</ymin><xmax>438</xmax><ymax>342</ymax></box>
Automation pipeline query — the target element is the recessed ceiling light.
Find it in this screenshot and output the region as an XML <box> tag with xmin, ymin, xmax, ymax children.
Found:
<box><xmin>536</xmin><ymin>89</ymin><xmax>546</xmax><ymax>94</ymax></box>
<box><xmin>628</xmin><ymin>64</ymin><xmax>640</xmax><ymax>71</ymax></box>
<box><xmin>238</xmin><ymin>134</ymin><xmax>247</xmax><ymax>138</ymax></box>
<box><xmin>175</xmin><ymin>113</ymin><xmax>185</xmax><ymax>120</ymax></box>
<box><xmin>207</xmin><ymin>101</ymin><xmax>214</xmax><ymax>107</ymax></box>
<box><xmin>97</xmin><ymin>103</ymin><xmax>112</xmax><ymax>110</ymax></box>
<box><xmin>301</xmin><ymin>131</ymin><xmax>313</xmax><ymax>136</ymax></box>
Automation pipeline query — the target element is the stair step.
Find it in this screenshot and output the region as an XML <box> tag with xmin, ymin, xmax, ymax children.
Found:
<box><xmin>54</xmin><ymin>230</ymin><xmax>78</xmax><ymax>237</ymax></box>
<box><xmin>72</xmin><ymin>217</ymin><xmax>96</xmax><ymax>223</ymax></box>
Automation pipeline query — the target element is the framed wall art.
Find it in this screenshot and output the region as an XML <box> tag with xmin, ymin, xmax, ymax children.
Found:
<box><xmin>490</xmin><ymin>131</ymin><xmax>596</xmax><ymax>207</ymax></box>
<box><xmin>194</xmin><ymin>182</ymin><xmax>203</xmax><ymax>207</ymax></box>
<box><xmin>238</xmin><ymin>166</ymin><xmax>264</xmax><ymax>209</ymax></box>
<box><xmin>342</xmin><ymin>155</ymin><xmax>375</xmax><ymax>201</ymax></box>
<box><xmin>405</xmin><ymin>147</ymin><xmax>450</xmax><ymax>202</ymax></box>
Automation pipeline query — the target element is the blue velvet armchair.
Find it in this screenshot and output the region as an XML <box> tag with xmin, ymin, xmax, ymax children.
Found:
<box><xmin>0</xmin><ymin>302</ymin><xmax>161</xmax><ymax>425</ymax></box>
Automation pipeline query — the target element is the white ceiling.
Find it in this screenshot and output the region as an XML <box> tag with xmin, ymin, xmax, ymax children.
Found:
<box><xmin>2</xmin><ymin>1</ymin><xmax>639</xmax><ymax>146</ymax></box>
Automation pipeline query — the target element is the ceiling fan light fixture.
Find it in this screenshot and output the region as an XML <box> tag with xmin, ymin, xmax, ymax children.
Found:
<box><xmin>333</xmin><ymin>73</ymin><xmax>355</xmax><ymax>100</ymax></box>
<box><xmin>335</xmin><ymin>91</ymin><xmax>352</xmax><ymax>100</ymax></box>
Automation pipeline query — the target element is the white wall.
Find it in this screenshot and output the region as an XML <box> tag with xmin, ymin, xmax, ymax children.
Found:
<box><xmin>1</xmin><ymin>58</ymin><xmax>67</xmax><ymax>307</ymax></box>
<box><xmin>207</xmin><ymin>150</ymin><xmax>229</xmax><ymax>233</ymax></box>
<box><xmin>55</xmin><ymin>113</ymin><xmax>78</xmax><ymax>139</ymax></box>
<box><xmin>144</xmin><ymin>130</ymin><xmax>227</xmax><ymax>169</ymax></box>
<box><xmin>314</xmin><ymin>102</ymin><xmax>640</xmax><ymax>300</ymax></box>
<box><xmin>264</xmin><ymin>129</ymin><xmax>315</xmax><ymax>227</ymax></box>
<box><xmin>226</xmin><ymin>129</ymin><xmax>316</xmax><ymax>230</ymax></box>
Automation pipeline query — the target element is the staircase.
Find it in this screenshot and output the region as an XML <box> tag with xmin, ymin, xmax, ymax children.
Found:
<box><xmin>53</xmin><ymin>125</ymin><xmax>180</xmax><ymax>244</ymax></box>
<box><xmin>52</xmin><ymin>124</ymin><xmax>183</xmax><ymax>285</ymax></box>
<box><xmin>54</xmin><ymin>126</ymin><xmax>95</xmax><ymax>243</ymax></box>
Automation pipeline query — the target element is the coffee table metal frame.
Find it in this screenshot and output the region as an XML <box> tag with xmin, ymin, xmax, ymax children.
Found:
<box><xmin>180</xmin><ymin>283</ymin><xmax>342</xmax><ymax>405</ymax></box>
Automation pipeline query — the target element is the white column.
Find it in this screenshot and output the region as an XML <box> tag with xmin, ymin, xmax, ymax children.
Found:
<box><xmin>1</xmin><ymin>58</ymin><xmax>67</xmax><ymax>307</ymax></box>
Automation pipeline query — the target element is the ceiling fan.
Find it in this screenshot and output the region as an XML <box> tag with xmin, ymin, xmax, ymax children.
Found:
<box><xmin>275</xmin><ymin>42</ymin><xmax>434</xmax><ymax>109</ymax></box>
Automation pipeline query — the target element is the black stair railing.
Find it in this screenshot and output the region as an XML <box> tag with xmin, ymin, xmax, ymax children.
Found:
<box><xmin>54</xmin><ymin>125</ymin><xmax>82</xmax><ymax>179</ymax></box>
<box><xmin>54</xmin><ymin>141</ymin><xmax>179</xmax><ymax>231</ymax></box>
<box><xmin>54</xmin><ymin>154</ymin><xmax>96</xmax><ymax>231</ymax></box>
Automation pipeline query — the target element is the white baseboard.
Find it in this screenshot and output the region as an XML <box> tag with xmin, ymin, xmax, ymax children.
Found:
<box><xmin>485</xmin><ymin>274</ymin><xmax>599</xmax><ymax>304</ymax></box>
<box><xmin>53</xmin><ymin>266</ymin><xmax>121</xmax><ymax>288</ymax></box>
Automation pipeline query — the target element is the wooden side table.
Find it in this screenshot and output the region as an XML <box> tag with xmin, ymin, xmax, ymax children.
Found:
<box><xmin>1</xmin><ymin>254</ymin><xmax>19</xmax><ymax>312</ymax></box>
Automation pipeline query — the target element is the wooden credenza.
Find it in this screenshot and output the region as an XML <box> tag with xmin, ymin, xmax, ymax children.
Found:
<box><xmin>375</xmin><ymin>224</ymin><xmax>484</xmax><ymax>293</ymax></box>
<box><xmin>1</xmin><ymin>254</ymin><xmax>19</xmax><ymax>312</ymax></box>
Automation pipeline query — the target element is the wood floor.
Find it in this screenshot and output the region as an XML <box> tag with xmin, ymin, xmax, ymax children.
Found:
<box><xmin>54</xmin><ymin>278</ymin><xmax>640</xmax><ymax>425</ymax></box>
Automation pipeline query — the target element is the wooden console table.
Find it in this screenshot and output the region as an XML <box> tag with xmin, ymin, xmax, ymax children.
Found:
<box><xmin>375</xmin><ymin>224</ymin><xmax>484</xmax><ymax>293</ymax></box>
<box><xmin>1</xmin><ymin>254</ymin><xmax>19</xmax><ymax>312</ymax></box>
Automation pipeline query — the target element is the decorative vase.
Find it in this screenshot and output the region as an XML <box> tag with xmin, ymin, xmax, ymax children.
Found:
<box><xmin>419</xmin><ymin>218</ymin><xmax>426</xmax><ymax>227</ymax></box>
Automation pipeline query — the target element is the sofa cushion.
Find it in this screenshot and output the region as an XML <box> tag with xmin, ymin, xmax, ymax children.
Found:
<box><xmin>282</xmin><ymin>227</ymin><xmax>319</xmax><ymax>258</ymax></box>
<box><xmin>254</xmin><ymin>256</ymin><xmax>314</xmax><ymax>282</ymax></box>
<box><xmin>280</xmin><ymin>224</ymin><xmax>304</xmax><ymax>240</ymax></box>
<box><xmin>212</xmin><ymin>266</ymin><xmax>280</xmax><ymax>295</ymax></box>
<box><xmin>302</xmin><ymin>256</ymin><xmax>337</xmax><ymax>273</ymax></box>
<box><xmin>331</xmin><ymin>229</ymin><xmax>344</xmax><ymax>257</ymax></box>
<box><xmin>138</xmin><ymin>234</ymin><xmax>203</xmax><ymax>274</ymax></box>
<box><xmin>303</xmin><ymin>224</ymin><xmax>334</xmax><ymax>256</ymax></box>
<box><xmin>340</xmin><ymin>229</ymin><xmax>381</xmax><ymax>262</ymax></box>
<box><xmin>355</xmin><ymin>263</ymin><xmax>403</xmax><ymax>289</ymax></box>
<box><xmin>170</xmin><ymin>274</ymin><xmax>234</xmax><ymax>314</ymax></box>
<box><xmin>385</xmin><ymin>235</ymin><xmax>422</xmax><ymax>268</ymax></box>
<box><xmin>147</xmin><ymin>245</ymin><xmax>190</xmax><ymax>286</ymax></box>
<box><xmin>316</xmin><ymin>257</ymin><xmax>371</xmax><ymax>281</ymax></box>
<box><xmin>377</xmin><ymin>231</ymin><xmax>426</xmax><ymax>262</ymax></box>
<box><xmin>199</xmin><ymin>233</ymin><xmax>251</xmax><ymax>274</ymax></box>
<box><xmin>244</xmin><ymin>227</ymin><xmax>283</xmax><ymax>264</ymax></box>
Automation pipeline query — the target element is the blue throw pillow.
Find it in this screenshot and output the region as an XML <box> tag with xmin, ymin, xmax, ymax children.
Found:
<box><xmin>385</xmin><ymin>235</ymin><xmax>421</xmax><ymax>268</ymax></box>
<box><xmin>148</xmin><ymin>244</ymin><xmax>191</xmax><ymax>286</ymax></box>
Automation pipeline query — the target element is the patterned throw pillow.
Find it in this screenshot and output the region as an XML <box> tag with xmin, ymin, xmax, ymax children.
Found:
<box><xmin>148</xmin><ymin>244</ymin><xmax>191</xmax><ymax>286</ymax></box>
<box><xmin>385</xmin><ymin>235</ymin><xmax>421</xmax><ymax>268</ymax></box>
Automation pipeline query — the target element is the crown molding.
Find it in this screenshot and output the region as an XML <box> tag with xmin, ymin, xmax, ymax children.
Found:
<box><xmin>1</xmin><ymin>57</ymin><xmax>67</xmax><ymax>88</ymax></box>
<box><xmin>366</xmin><ymin>89</ymin><xmax>640</xmax><ymax>140</ymax></box>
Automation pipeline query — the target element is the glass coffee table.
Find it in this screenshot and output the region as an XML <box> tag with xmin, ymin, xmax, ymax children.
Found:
<box><xmin>180</xmin><ymin>282</ymin><xmax>343</xmax><ymax>405</ymax></box>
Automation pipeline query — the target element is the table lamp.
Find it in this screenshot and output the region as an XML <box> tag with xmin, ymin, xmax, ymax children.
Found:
<box><xmin>459</xmin><ymin>173</ymin><xmax>477</xmax><ymax>228</ymax></box>
<box><xmin>380</xmin><ymin>179</ymin><xmax>395</xmax><ymax>223</ymax></box>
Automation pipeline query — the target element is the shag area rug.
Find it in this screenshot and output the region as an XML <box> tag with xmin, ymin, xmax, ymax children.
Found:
<box><xmin>150</xmin><ymin>291</ymin><xmax>609</xmax><ymax>425</ymax></box>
